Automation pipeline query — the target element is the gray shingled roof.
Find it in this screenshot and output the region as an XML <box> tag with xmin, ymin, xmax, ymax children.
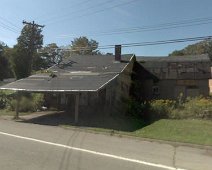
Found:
<box><xmin>137</xmin><ymin>54</ymin><xmax>210</xmax><ymax>63</ymax></box>
<box><xmin>0</xmin><ymin>54</ymin><xmax>134</xmax><ymax>92</ymax></box>
<box><xmin>137</xmin><ymin>54</ymin><xmax>210</xmax><ymax>69</ymax></box>
<box><xmin>136</xmin><ymin>54</ymin><xmax>211</xmax><ymax>80</ymax></box>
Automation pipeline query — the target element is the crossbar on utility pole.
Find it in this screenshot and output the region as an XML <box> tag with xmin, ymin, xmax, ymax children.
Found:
<box><xmin>22</xmin><ymin>20</ymin><xmax>44</xmax><ymax>28</ymax></box>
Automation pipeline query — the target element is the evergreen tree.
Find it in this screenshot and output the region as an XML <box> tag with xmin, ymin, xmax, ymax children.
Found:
<box><xmin>11</xmin><ymin>23</ymin><xmax>43</xmax><ymax>79</ymax></box>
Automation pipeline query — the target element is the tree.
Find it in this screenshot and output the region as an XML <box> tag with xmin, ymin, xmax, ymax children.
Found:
<box><xmin>0</xmin><ymin>47</ymin><xmax>8</xmax><ymax>81</ymax></box>
<box><xmin>71</xmin><ymin>36</ymin><xmax>99</xmax><ymax>55</ymax></box>
<box><xmin>39</xmin><ymin>43</ymin><xmax>62</xmax><ymax>66</ymax></box>
<box><xmin>11</xmin><ymin>23</ymin><xmax>43</xmax><ymax>79</ymax></box>
<box><xmin>169</xmin><ymin>50</ymin><xmax>184</xmax><ymax>56</ymax></box>
<box><xmin>0</xmin><ymin>42</ymin><xmax>12</xmax><ymax>81</ymax></box>
<box><xmin>169</xmin><ymin>40</ymin><xmax>212</xmax><ymax>56</ymax></box>
<box><xmin>11</xmin><ymin>47</ymin><xmax>30</xmax><ymax>79</ymax></box>
<box><xmin>206</xmin><ymin>41</ymin><xmax>212</xmax><ymax>61</ymax></box>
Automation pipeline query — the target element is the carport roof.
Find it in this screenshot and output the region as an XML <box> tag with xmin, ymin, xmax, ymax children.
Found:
<box><xmin>0</xmin><ymin>54</ymin><xmax>134</xmax><ymax>92</ymax></box>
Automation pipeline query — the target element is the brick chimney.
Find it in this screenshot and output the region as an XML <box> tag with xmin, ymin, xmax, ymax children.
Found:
<box><xmin>115</xmin><ymin>45</ymin><xmax>121</xmax><ymax>62</ymax></box>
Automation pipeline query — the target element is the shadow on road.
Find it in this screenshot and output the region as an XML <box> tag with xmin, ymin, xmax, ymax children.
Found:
<box><xmin>21</xmin><ymin>111</ymin><xmax>147</xmax><ymax>132</ymax></box>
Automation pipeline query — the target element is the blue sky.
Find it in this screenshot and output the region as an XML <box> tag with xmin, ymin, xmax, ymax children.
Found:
<box><xmin>1</xmin><ymin>0</ymin><xmax>212</xmax><ymax>56</ymax></box>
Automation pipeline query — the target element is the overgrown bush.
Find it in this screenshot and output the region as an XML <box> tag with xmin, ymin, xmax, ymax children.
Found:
<box><xmin>125</xmin><ymin>96</ymin><xmax>212</xmax><ymax>121</ymax></box>
<box><xmin>7</xmin><ymin>93</ymin><xmax>44</xmax><ymax>112</ymax></box>
<box><xmin>171</xmin><ymin>97</ymin><xmax>212</xmax><ymax>119</ymax></box>
<box><xmin>0</xmin><ymin>90</ymin><xmax>15</xmax><ymax>109</ymax></box>
<box><xmin>125</xmin><ymin>98</ymin><xmax>148</xmax><ymax>118</ymax></box>
<box><xmin>0</xmin><ymin>91</ymin><xmax>7</xmax><ymax>109</ymax></box>
<box><xmin>32</xmin><ymin>93</ymin><xmax>44</xmax><ymax>109</ymax></box>
<box><xmin>149</xmin><ymin>99</ymin><xmax>176</xmax><ymax>120</ymax></box>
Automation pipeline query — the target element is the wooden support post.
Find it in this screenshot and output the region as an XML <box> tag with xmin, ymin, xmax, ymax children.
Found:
<box><xmin>65</xmin><ymin>94</ymin><xmax>68</xmax><ymax>112</ymax></box>
<box><xmin>15</xmin><ymin>91</ymin><xmax>20</xmax><ymax>119</ymax></box>
<box><xmin>57</xmin><ymin>93</ymin><xmax>60</xmax><ymax>111</ymax></box>
<box><xmin>109</xmin><ymin>91</ymin><xmax>112</xmax><ymax>116</ymax></box>
<box><xmin>74</xmin><ymin>93</ymin><xmax>79</xmax><ymax>124</ymax></box>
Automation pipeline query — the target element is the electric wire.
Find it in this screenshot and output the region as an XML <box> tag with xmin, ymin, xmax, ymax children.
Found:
<box><xmin>41</xmin><ymin>0</ymin><xmax>114</xmax><ymax>23</ymax></box>
<box><xmin>0</xmin><ymin>16</ymin><xmax>20</xmax><ymax>30</ymax></box>
<box><xmin>45</xmin><ymin>0</ymin><xmax>139</xmax><ymax>25</ymax></box>
<box><xmin>42</xmin><ymin>35</ymin><xmax>212</xmax><ymax>52</ymax></box>
<box><xmin>34</xmin><ymin>0</ymin><xmax>93</xmax><ymax>22</ymax></box>
<box><xmin>58</xmin><ymin>17</ymin><xmax>212</xmax><ymax>38</ymax></box>
<box><xmin>0</xmin><ymin>21</ymin><xmax>19</xmax><ymax>34</ymax></box>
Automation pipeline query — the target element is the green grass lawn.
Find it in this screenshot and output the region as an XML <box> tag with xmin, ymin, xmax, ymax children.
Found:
<box><xmin>73</xmin><ymin>119</ymin><xmax>212</xmax><ymax>146</ymax></box>
<box><xmin>62</xmin><ymin>119</ymin><xmax>212</xmax><ymax>145</ymax></box>
<box><xmin>132</xmin><ymin>119</ymin><xmax>212</xmax><ymax>146</ymax></box>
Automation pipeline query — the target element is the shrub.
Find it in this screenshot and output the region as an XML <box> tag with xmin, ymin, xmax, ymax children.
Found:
<box><xmin>7</xmin><ymin>93</ymin><xmax>44</xmax><ymax>112</ymax></box>
<box><xmin>32</xmin><ymin>93</ymin><xmax>44</xmax><ymax>110</ymax></box>
<box><xmin>149</xmin><ymin>99</ymin><xmax>176</xmax><ymax>120</ymax></box>
<box><xmin>125</xmin><ymin>98</ymin><xmax>149</xmax><ymax>118</ymax></box>
<box><xmin>0</xmin><ymin>91</ymin><xmax>7</xmax><ymax>109</ymax></box>
<box><xmin>124</xmin><ymin>96</ymin><xmax>212</xmax><ymax>121</ymax></box>
<box><xmin>171</xmin><ymin>97</ymin><xmax>212</xmax><ymax>119</ymax></box>
<box><xmin>0</xmin><ymin>90</ymin><xmax>15</xmax><ymax>109</ymax></box>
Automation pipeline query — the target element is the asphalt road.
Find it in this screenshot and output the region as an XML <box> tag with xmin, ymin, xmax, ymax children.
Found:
<box><xmin>0</xmin><ymin>119</ymin><xmax>211</xmax><ymax>170</ymax></box>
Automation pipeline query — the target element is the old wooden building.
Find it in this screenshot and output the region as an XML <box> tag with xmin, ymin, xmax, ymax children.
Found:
<box><xmin>0</xmin><ymin>50</ymin><xmax>135</xmax><ymax>122</ymax></box>
<box><xmin>137</xmin><ymin>54</ymin><xmax>211</xmax><ymax>100</ymax></box>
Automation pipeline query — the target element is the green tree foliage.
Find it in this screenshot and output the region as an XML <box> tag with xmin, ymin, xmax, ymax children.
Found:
<box><xmin>17</xmin><ymin>24</ymin><xmax>43</xmax><ymax>51</ymax></box>
<box><xmin>7</xmin><ymin>93</ymin><xmax>44</xmax><ymax>112</ymax></box>
<box><xmin>169</xmin><ymin>40</ymin><xmax>212</xmax><ymax>58</ymax></box>
<box><xmin>206</xmin><ymin>41</ymin><xmax>212</xmax><ymax>61</ymax></box>
<box><xmin>71</xmin><ymin>36</ymin><xmax>99</xmax><ymax>55</ymax></box>
<box><xmin>169</xmin><ymin>50</ymin><xmax>184</xmax><ymax>56</ymax></box>
<box><xmin>11</xmin><ymin>47</ymin><xmax>30</xmax><ymax>79</ymax></box>
<box><xmin>32</xmin><ymin>52</ymin><xmax>47</xmax><ymax>71</ymax></box>
<box><xmin>39</xmin><ymin>43</ymin><xmax>63</xmax><ymax>66</ymax></box>
<box><xmin>11</xmin><ymin>24</ymin><xmax>43</xmax><ymax>79</ymax></box>
<box><xmin>0</xmin><ymin>55</ymin><xmax>8</xmax><ymax>81</ymax></box>
<box><xmin>0</xmin><ymin>42</ymin><xmax>13</xmax><ymax>80</ymax></box>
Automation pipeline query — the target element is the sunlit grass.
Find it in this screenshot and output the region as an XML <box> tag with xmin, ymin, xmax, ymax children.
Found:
<box><xmin>133</xmin><ymin>119</ymin><xmax>212</xmax><ymax>145</ymax></box>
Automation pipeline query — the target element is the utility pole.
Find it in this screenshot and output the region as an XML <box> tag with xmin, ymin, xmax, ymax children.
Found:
<box><xmin>22</xmin><ymin>20</ymin><xmax>44</xmax><ymax>73</ymax></box>
<box><xmin>22</xmin><ymin>20</ymin><xmax>44</xmax><ymax>28</ymax></box>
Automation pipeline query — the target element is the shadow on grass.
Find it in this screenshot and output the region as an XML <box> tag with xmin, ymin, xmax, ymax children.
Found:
<box><xmin>22</xmin><ymin>111</ymin><xmax>149</xmax><ymax>132</ymax></box>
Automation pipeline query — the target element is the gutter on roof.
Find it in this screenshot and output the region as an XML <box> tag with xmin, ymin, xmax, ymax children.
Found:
<box><xmin>0</xmin><ymin>87</ymin><xmax>97</xmax><ymax>92</ymax></box>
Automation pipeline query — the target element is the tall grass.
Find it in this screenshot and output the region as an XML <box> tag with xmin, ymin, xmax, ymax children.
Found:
<box><xmin>126</xmin><ymin>96</ymin><xmax>212</xmax><ymax>121</ymax></box>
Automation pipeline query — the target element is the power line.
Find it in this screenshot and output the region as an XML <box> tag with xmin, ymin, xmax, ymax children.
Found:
<box><xmin>97</xmin><ymin>18</ymin><xmax>212</xmax><ymax>35</ymax></box>
<box><xmin>45</xmin><ymin>0</ymin><xmax>139</xmax><ymax>25</ymax></box>
<box><xmin>34</xmin><ymin>0</ymin><xmax>93</xmax><ymax>22</ymax></box>
<box><xmin>0</xmin><ymin>16</ymin><xmax>20</xmax><ymax>30</ymax></box>
<box><xmin>107</xmin><ymin>17</ymin><xmax>212</xmax><ymax>33</ymax></box>
<box><xmin>58</xmin><ymin>16</ymin><xmax>212</xmax><ymax>38</ymax></box>
<box><xmin>99</xmin><ymin>36</ymin><xmax>212</xmax><ymax>49</ymax></box>
<box><xmin>0</xmin><ymin>21</ymin><xmax>19</xmax><ymax>34</ymax></box>
<box><xmin>95</xmin><ymin>21</ymin><xmax>212</xmax><ymax>36</ymax></box>
<box><xmin>0</xmin><ymin>16</ymin><xmax>22</xmax><ymax>34</ymax></box>
<box><xmin>44</xmin><ymin>35</ymin><xmax>212</xmax><ymax>52</ymax></box>
<box><xmin>43</xmin><ymin>0</ymin><xmax>115</xmax><ymax>24</ymax></box>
